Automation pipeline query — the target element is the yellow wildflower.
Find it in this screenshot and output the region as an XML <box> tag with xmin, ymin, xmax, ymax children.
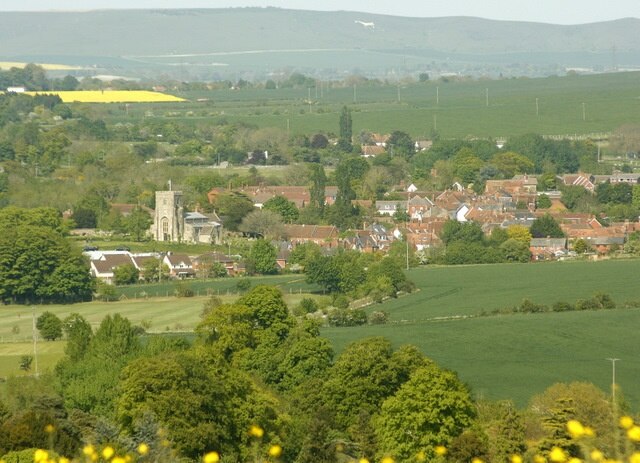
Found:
<box><xmin>620</xmin><ymin>416</ymin><xmax>634</xmax><ymax>429</ymax></box>
<box><xmin>567</xmin><ymin>420</ymin><xmax>585</xmax><ymax>438</ymax></box>
<box><xmin>33</xmin><ymin>449</ymin><xmax>49</xmax><ymax>462</ymax></box>
<box><xmin>549</xmin><ymin>446</ymin><xmax>567</xmax><ymax>463</ymax></box>
<box><xmin>112</xmin><ymin>458</ymin><xmax>126</xmax><ymax>463</ymax></box>
<box><xmin>268</xmin><ymin>445</ymin><xmax>283</xmax><ymax>458</ymax></box>
<box><xmin>59</xmin><ymin>458</ymin><xmax>70</xmax><ymax>463</ymax></box>
<box><xmin>249</xmin><ymin>425</ymin><xmax>264</xmax><ymax>438</ymax></box>
<box><xmin>630</xmin><ymin>452</ymin><xmax>640</xmax><ymax>463</ymax></box>
<box><xmin>416</xmin><ymin>450</ymin><xmax>426</xmax><ymax>462</ymax></box>
<box><xmin>44</xmin><ymin>424</ymin><xmax>55</xmax><ymax>434</ymax></box>
<box><xmin>511</xmin><ymin>455</ymin><xmax>523</xmax><ymax>463</ymax></box>
<box><xmin>102</xmin><ymin>446</ymin><xmax>115</xmax><ymax>460</ymax></box>
<box><xmin>203</xmin><ymin>451</ymin><xmax>220</xmax><ymax>463</ymax></box>
<box><xmin>590</xmin><ymin>449</ymin><xmax>604</xmax><ymax>461</ymax></box>
<box><xmin>358</xmin><ymin>459</ymin><xmax>370</xmax><ymax>463</ymax></box>
<box><xmin>584</xmin><ymin>426</ymin><xmax>595</xmax><ymax>437</ymax></box>
<box><xmin>82</xmin><ymin>445</ymin><xmax>95</xmax><ymax>456</ymax></box>
<box><xmin>137</xmin><ymin>443</ymin><xmax>149</xmax><ymax>455</ymax></box>
<box><xmin>435</xmin><ymin>445</ymin><xmax>447</xmax><ymax>456</ymax></box>
<box><xmin>534</xmin><ymin>455</ymin><xmax>547</xmax><ymax>463</ymax></box>
<box><xmin>381</xmin><ymin>457</ymin><xmax>395</xmax><ymax>463</ymax></box>
<box><xmin>628</xmin><ymin>426</ymin><xmax>640</xmax><ymax>441</ymax></box>
<box><xmin>568</xmin><ymin>458</ymin><xmax>581</xmax><ymax>463</ymax></box>
<box><xmin>472</xmin><ymin>458</ymin><xmax>484</xmax><ymax>463</ymax></box>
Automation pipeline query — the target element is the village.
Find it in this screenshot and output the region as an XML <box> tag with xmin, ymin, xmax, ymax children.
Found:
<box><xmin>85</xmin><ymin>167</ymin><xmax>640</xmax><ymax>285</ymax></box>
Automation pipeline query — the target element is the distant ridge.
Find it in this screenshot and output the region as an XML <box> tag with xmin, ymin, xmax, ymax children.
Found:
<box><xmin>0</xmin><ymin>8</ymin><xmax>638</xmax><ymax>77</ymax></box>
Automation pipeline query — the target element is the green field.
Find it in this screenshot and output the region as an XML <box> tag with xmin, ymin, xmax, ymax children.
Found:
<box><xmin>2</xmin><ymin>259</ymin><xmax>640</xmax><ymax>408</ymax></box>
<box><xmin>323</xmin><ymin>259</ymin><xmax>640</xmax><ymax>409</ymax></box>
<box><xmin>110</xmin><ymin>71</ymin><xmax>640</xmax><ymax>139</ymax></box>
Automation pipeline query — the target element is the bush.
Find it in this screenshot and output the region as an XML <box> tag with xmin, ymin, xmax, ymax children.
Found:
<box><xmin>326</xmin><ymin>308</ymin><xmax>368</xmax><ymax>327</ymax></box>
<box><xmin>298</xmin><ymin>297</ymin><xmax>319</xmax><ymax>314</ymax></box>
<box><xmin>552</xmin><ymin>301</ymin><xmax>574</xmax><ymax>312</ymax></box>
<box><xmin>174</xmin><ymin>282</ymin><xmax>194</xmax><ymax>297</ymax></box>
<box><xmin>575</xmin><ymin>298</ymin><xmax>600</xmax><ymax>311</ymax></box>
<box><xmin>369</xmin><ymin>311</ymin><xmax>389</xmax><ymax>325</ymax></box>
<box><xmin>517</xmin><ymin>299</ymin><xmax>548</xmax><ymax>313</ymax></box>
<box><xmin>332</xmin><ymin>294</ymin><xmax>350</xmax><ymax>309</ymax></box>
<box><xmin>96</xmin><ymin>282</ymin><xmax>118</xmax><ymax>302</ymax></box>
<box><xmin>594</xmin><ymin>292</ymin><xmax>616</xmax><ymax>309</ymax></box>
<box><xmin>235</xmin><ymin>278</ymin><xmax>251</xmax><ymax>293</ymax></box>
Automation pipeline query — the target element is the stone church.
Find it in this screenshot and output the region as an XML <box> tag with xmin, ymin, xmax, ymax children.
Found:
<box><xmin>151</xmin><ymin>190</ymin><xmax>223</xmax><ymax>244</ymax></box>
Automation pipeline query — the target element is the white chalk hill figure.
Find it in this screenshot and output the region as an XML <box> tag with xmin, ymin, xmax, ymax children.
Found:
<box><xmin>355</xmin><ymin>20</ymin><xmax>375</xmax><ymax>30</ymax></box>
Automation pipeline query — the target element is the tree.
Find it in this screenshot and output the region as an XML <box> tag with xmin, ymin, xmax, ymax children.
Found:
<box><xmin>338</xmin><ymin>106</ymin><xmax>353</xmax><ymax>151</ymax></box>
<box><xmin>213</xmin><ymin>191</ymin><xmax>255</xmax><ymax>231</ymax></box>
<box><xmin>237</xmin><ymin>285</ymin><xmax>292</xmax><ymax>331</ymax></box>
<box><xmin>248</xmin><ymin>239</ymin><xmax>278</xmax><ymax>275</ymax></box>
<box><xmin>19</xmin><ymin>355</ymin><xmax>33</xmax><ymax>372</ymax></box>
<box><xmin>308</xmin><ymin>163</ymin><xmax>327</xmax><ymax>213</ymax></box>
<box><xmin>0</xmin><ymin>224</ymin><xmax>94</xmax><ymax>303</ymax></box>
<box><xmin>374</xmin><ymin>365</ymin><xmax>475</xmax><ymax>462</ymax></box>
<box><xmin>141</xmin><ymin>258</ymin><xmax>169</xmax><ymax>283</ymax></box>
<box><xmin>62</xmin><ymin>313</ymin><xmax>93</xmax><ymax>361</ymax></box>
<box><xmin>36</xmin><ymin>311</ymin><xmax>63</xmax><ymax>341</ymax></box>
<box><xmin>537</xmin><ymin>194</ymin><xmax>552</xmax><ymax>209</ymax></box>
<box><xmin>239</xmin><ymin>209</ymin><xmax>285</xmax><ymax>240</ymax></box>
<box><xmin>263</xmin><ymin>195</ymin><xmax>299</xmax><ymax>223</ymax></box>
<box><xmin>441</xmin><ymin>220</ymin><xmax>485</xmax><ymax>245</ymax></box>
<box><xmin>506</xmin><ymin>224</ymin><xmax>532</xmax><ymax>245</ymax></box>
<box><xmin>113</xmin><ymin>263</ymin><xmax>139</xmax><ymax>285</ymax></box>
<box><xmin>500</xmin><ymin>238</ymin><xmax>531</xmax><ymax>263</ymax></box>
<box><xmin>387</xmin><ymin>131</ymin><xmax>414</xmax><ymax>159</ymax></box>
<box><xmin>491</xmin><ymin>151</ymin><xmax>535</xmax><ymax>178</ymax></box>
<box><xmin>71</xmin><ymin>208</ymin><xmax>97</xmax><ymax>228</ymax></box>
<box><xmin>530</xmin><ymin>214</ymin><xmax>565</xmax><ymax>238</ymax></box>
<box><xmin>123</xmin><ymin>206</ymin><xmax>152</xmax><ymax>241</ymax></box>
<box><xmin>305</xmin><ymin>255</ymin><xmax>341</xmax><ymax>293</ymax></box>
<box><xmin>573</xmin><ymin>238</ymin><xmax>590</xmax><ymax>254</ymax></box>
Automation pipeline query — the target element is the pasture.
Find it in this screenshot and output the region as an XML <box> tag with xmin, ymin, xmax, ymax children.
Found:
<box><xmin>323</xmin><ymin>259</ymin><xmax>640</xmax><ymax>408</ymax></box>
<box><xmin>117</xmin><ymin>71</ymin><xmax>640</xmax><ymax>139</ymax></box>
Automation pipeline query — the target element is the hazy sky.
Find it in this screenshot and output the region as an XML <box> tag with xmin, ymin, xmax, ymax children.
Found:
<box><xmin>2</xmin><ymin>0</ymin><xmax>639</xmax><ymax>25</ymax></box>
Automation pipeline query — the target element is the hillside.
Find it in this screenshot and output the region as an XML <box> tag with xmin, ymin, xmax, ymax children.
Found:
<box><xmin>1</xmin><ymin>8</ymin><xmax>639</xmax><ymax>78</ymax></box>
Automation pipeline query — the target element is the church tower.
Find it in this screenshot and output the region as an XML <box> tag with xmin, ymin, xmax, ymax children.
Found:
<box><xmin>153</xmin><ymin>190</ymin><xmax>184</xmax><ymax>242</ymax></box>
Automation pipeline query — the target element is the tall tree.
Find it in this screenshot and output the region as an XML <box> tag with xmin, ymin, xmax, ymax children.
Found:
<box><xmin>338</xmin><ymin>106</ymin><xmax>353</xmax><ymax>151</ymax></box>
<box><xmin>530</xmin><ymin>213</ymin><xmax>565</xmax><ymax>238</ymax></box>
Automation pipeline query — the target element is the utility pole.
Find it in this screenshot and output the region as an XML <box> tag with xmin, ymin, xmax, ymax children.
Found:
<box><xmin>353</xmin><ymin>84</ymin><xmax>357</xmax><ymax>103</ymax></box>
<box><xmin>582</xmin><ymin>102</ymin><xmax>586</xmax><ymax>121</ymax></box>
<box><xmin>606</xmin><ymin>358</ymin><xmax>620</xmax><ymax>402</ymax></box>
<box><xmin>485</xmin><ymin>88</ymin><xmax>489</xmax><ymax>107</ymax></box>
<box><xmin>32</xmin><ymin>306</ymin><xmax>39</xmax><ymax>378</ymax></box>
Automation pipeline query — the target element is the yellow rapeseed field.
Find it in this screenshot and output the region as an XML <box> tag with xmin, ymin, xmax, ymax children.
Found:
<box><xmin>0</xmin><ymin>61</ymin><xmax>80</xmax><ymax>71</ymax></box>
<box><xmin>24</xmin><ymin>90</ymin><xmax>186</xmax><ymax>103</ymax></box>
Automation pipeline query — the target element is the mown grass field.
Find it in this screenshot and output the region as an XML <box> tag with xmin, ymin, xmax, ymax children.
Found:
<box><xmin>323</xmin><ymin>259</ymin><xmax>640</xmax><ymax>408</ymax></box>
<box><xmin>116</xmin><ymin>71</ymin><xmax>640</xmax><ymax>139</ymax></box>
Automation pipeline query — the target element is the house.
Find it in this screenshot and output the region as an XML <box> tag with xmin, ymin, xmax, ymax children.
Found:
<box><xmin>530</xmin><ymin>238</ymin><xmax>567</xmax><ymax>260</ymax></box>
<box><xmin>283</xmin><ymin>224</ymin><xmax>339</xmax><ymax>248</ymax></box>
<box><xmin>361</xmin><ymin>145</ymin><xmax>386</xmax><ymax>158</ymax></box>
<box><xmin>558</xmin><ymin>173</ymin><xmax>595</xmax><ymax>192</ymax></box>
<box><xmin>414</xmin><ymin>140</ymin><xmax>433</xmax><ymax>152</ymax></box>
<box><xmin>192</xmin><ymin>252</ymin><xmax>236</xmax><ymax>276</ymax></box>
<box><xmin>408</xmin><ymin>195</ymin><xmax>436</xmax><ymax>221</ymax></box>
<box><xmin>89</xmin><ymin>251</ymin><xmax>136</xmax><ymax>285</ymax></box>
<box><xmin>375</xmin><ymin>200</ymin><xmax>406</xmax><ymax>216</ymax></box>
<box><xmin>163</xmin><ymin>253</ymin><xmax>195</xmax><ymax>278</ymax></box>
<box><xmin>610</xmin><ymin>173</ymin><xmax>640</xmax><ymax>184</ymax></box>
